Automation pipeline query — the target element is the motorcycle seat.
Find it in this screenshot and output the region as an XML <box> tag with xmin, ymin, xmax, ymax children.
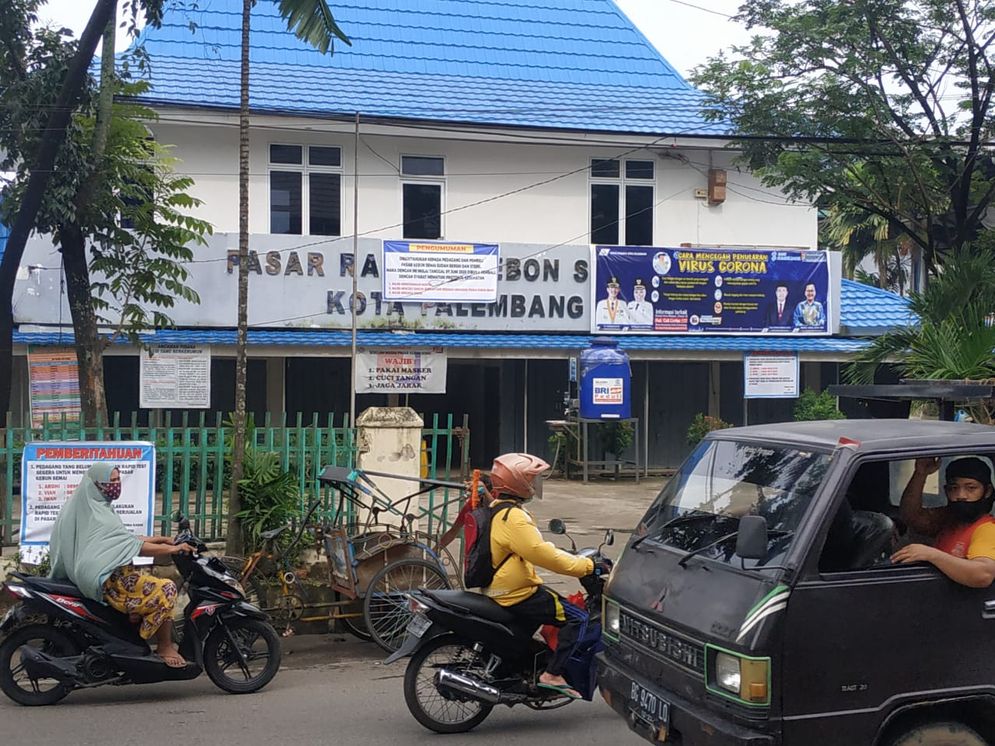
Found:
<box><xmin>14</xmin><ymin>573</ymin><xmax>84</xmax><ymax>598</ymax></box>
<box><xmin>422</xmin><ymin>589</ymin><xmax>516</xmax><ymax>624</ymax></box>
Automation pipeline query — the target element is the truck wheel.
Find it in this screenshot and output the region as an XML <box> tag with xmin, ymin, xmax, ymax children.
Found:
<box><xmin>889</xmin><ymin>721</ymin><xmax>987</xmax><ymax>746</ymax></box>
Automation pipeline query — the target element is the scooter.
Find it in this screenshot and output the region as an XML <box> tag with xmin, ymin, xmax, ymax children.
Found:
<box><xmin>0</xmin><ymin>513</ymin><xmax>281</xmax><ymax>705</ymax></box>
<box><xmin>386</xmin><ymin>519</ymin><xmax>613</xmax><ymax>733</ymax></box>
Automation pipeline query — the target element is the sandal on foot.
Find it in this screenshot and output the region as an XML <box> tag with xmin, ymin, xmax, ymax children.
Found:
<box><xmin>537</xmin><ymin>682</ymin><xmax>582</xmax><ymax>700</ymax></box>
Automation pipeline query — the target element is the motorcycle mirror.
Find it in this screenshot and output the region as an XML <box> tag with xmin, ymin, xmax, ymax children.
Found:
<box><xmin>604</xmin><ymin>529</ymin><xmax>615</xmax><ymax>547</ymax></box>
<box><xmin>548</xmin><ymin>518</ymin><xmax>567</xmax><ymax>535</ymax></box>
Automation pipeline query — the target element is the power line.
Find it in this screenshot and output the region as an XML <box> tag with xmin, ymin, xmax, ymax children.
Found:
<box><xmin>662</xmin><ymin>0</ymin><xmax>735</xmax><ymax>19</ymax></box>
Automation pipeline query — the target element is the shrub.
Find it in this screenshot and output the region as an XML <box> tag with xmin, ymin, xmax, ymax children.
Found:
<box><xmin>235</xmin><ymin>449</ymin><xmax>300</xmax><ymax>558</ymax></box>
<box><xmin>794</xmin><ymin>389</ymin><xmax>846</xmax><ymax>421</ymax></box>
<box><xmin>686</xmin><ymin>413</ymin><xmax>732</xmax><ymax>446</ymax></box>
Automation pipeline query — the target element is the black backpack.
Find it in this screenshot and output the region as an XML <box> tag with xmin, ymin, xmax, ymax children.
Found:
<box><xmin>463</xmin><ymin>503</ymin><xmax>517</xmax><ymax>588</ymax></box>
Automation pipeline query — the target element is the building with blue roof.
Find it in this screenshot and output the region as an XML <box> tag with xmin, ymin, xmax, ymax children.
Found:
<box><xmin>10</xmin><ymin>0</ymin><xmax>915</xmax><ymax>467</ymax></box>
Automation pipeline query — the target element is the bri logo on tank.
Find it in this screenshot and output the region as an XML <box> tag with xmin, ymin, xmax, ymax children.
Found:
<box><xmin>593</xmin><ymin>378</ymin><xmax>623</xmax><ymax>405</ymax></box>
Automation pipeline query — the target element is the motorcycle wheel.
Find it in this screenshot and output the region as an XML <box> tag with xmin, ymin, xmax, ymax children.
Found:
<box><xmin>203</xmin><ymin>617</ymin><xmax>282</xmax><ymax>694</ymax></box>
<box><xmin>403</xmin><ymin>634</ymin><xmax>494</xmax><ymax>734</ymax></box>
<box><xmin>0</xmin><ymin>624</ymin><xmax>78</xmax><ymax>706</ymax></box>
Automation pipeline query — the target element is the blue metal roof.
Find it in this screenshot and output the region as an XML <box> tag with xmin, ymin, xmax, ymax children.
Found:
<box><xmin>127</xmin><ymin>0</ymin><xmax>728</xmax><ymax>136</ymax></box>
<box><xmin>840</xmin><ymin>278</ymin><xmax>914</xmax><ymax>332</ymax></box>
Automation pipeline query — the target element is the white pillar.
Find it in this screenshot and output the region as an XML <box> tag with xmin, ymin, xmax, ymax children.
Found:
<box><xmin>356</xmin><ymin>407</ymin><xmax>425</xmax><ymax>529</ymax></box>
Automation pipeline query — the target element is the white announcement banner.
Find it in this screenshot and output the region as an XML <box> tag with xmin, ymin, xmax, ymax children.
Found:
<box><xmin>19</xmin><ymin>441</ymin><xmax>156</xmax><ymax>565</ymax></box>
<box><xmin>383</xmin><ymin>241</ymin><xmax>499</xmax><ymax>302</ymax></box>
<box><xmin>356</xmin><ymin>348</ymin><xmax>447</xmax><ymax>394</ymax></box>
<box><xmin>744</xmin><ymin>352</ymin><xmax>800</xmax><ymax>399</ymax></box>
<box><xmin>140</xmin><ymin>345</ymin><xmax>212</xmax><ymax>409</ymax></box>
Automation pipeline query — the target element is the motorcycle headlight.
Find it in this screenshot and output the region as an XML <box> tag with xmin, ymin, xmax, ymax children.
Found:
<box><xmin>603</xmin><ymin>599</ymin><xmax>620</xmax><ymax>640</ymax></box>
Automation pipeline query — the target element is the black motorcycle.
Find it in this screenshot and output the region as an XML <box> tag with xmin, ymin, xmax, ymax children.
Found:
<box><xmin>0</xmin><ymin>513</ymin><xmax>281</xmax><ymax>706</ymax></box>
<box><xmin>385</xmin><ymin>519</ymin><xmax>613</xmax><ymax>733</ymax></box>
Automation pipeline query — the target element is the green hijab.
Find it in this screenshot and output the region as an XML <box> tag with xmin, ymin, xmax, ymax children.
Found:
<box><xmin>48</xmin><ymin>462</ymin><xmax>144</xmax><ymax>602</ymax></box>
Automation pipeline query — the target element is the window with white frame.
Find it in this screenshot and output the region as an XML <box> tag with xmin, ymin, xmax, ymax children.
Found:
<box><xmin>269</xmin><ymin>144</ymin><xmax>342</xmax><ymax>236</ymax></box>
<box><xmin>590</xmin><ymin>158</ymin><xmax>655</xmax><ymax>246</ymax></box>
<box><xmin>401</xmin><ymin>155</ymin><xmax>445</xmax><ymax>240</ymax></box>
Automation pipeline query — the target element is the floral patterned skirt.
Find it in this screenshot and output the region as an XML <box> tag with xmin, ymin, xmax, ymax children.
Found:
<box><xmin>102</xmin><ymin>565</ymin><xmax>178</xmax><ymax>640</ymax></box>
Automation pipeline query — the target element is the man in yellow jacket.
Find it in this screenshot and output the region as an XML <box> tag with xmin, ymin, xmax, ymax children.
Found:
<box><xmin>483</xmin><ymin>453</ymin><xmax>598</xmax><ymax>699</ymax></box>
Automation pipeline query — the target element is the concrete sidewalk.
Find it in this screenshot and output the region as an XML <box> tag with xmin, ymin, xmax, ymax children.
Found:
<box><xmin>520</xmin><ymin>474</ymin><xmax>665</xmax><ymax>593</ymax></box>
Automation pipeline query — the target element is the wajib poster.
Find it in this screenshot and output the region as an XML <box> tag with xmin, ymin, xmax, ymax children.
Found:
<box><xmin>19</xmin><ymin>442</ymin><xmax>156</xmax><ymax>565</ymax></box>
<box><xmin>355</xmin><ymin>348</ymin><xmax>447</xmax><ymax>394</ymax></box>
<box><xmin>592</xmin><ymin>246</ymin><xmax>830</xmax><ymax>335</ymax></box>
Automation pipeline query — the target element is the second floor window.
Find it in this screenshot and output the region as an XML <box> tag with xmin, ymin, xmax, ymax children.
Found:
<box><xmin>401</xmin><ymin>155</ymin><xmax>445</xmax><ymax>240</ymax></box>
<box><xmin>590</xmin><ymin>158</ymin><xmax>655</xmax><ymax>246</ymax></box>
<box><xmin>270</xmin><ymin>144</ymin><xmax>342</xmax><ymax>236</ymax></box>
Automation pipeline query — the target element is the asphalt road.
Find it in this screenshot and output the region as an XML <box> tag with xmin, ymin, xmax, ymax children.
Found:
<box><xmin>3</xmin><ymin>635</ymin><xmax>647</xmax><ymax>746</ymax></box>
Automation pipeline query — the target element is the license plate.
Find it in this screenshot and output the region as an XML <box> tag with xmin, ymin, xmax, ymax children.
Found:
<box><xmin>407</xmin><ymin>613</ymin><xmax>431</xmax><ymax>638</ymax></box>
<box><xmin>628</xmin><ymin>680</ymin><xmax>670</xmax><ymax>739</ymax></box>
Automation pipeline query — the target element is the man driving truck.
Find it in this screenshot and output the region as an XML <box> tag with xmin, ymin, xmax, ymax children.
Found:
<box><xmin>892</xmin><ymin>456</ymin><xmax>995</xmax><ymax>588</ymax></box>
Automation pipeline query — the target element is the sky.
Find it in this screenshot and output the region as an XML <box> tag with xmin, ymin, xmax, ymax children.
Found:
<box><xmin>36</xmin><ymin>0</ymin><xmax>752</xmax><ymax>78</ymax></box>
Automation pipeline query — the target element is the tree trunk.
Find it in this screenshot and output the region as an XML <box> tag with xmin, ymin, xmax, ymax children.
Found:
<box><xmin>60</xmin><ymin>224</ymin><xmax>107</xmax><ymax>426</ymax></box>
<box><xmin>0</xmin><ymin>0</ymin><xmax>116</xmax><ymax>426</ymax></box>
<box><xmin>226</xmin><ymin>0</ymin><xmax>252</xmax><ymax>556</ymax></box>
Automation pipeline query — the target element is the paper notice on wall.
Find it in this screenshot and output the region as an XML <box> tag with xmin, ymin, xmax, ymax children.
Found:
<box><xmin>355</xmin><ymin>348</ymin><xmax>447</xmax><ymax>394</ymax></box>
<box><xmin>744</xmin><ymin>352</ymin><xmax>800</xmax><ymax>398</ymax></box>
<box><xmin>382</xmin><ymin>241</ymin><xmax>499</xmax><ymax>302</ymax></box>
<box><xmin>139</xmin><ymin>345</ymin><xmax>211</xmax><ymax>409</ymax></box>
<box><xmin>27</xmin><ymin>347</ymin><xmax>82</xmax><ymax>428</ymax></box>
<box><xmin>19</xmin><ymin>441</ymin><xmax>156</xmax><ymax>565</ymax></box>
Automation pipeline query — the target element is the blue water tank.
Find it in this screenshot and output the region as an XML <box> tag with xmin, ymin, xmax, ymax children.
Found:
<box><xmin>579</xmin><ymin>338</ymin><xmax>631</xmax><ymax>419</ymax></box>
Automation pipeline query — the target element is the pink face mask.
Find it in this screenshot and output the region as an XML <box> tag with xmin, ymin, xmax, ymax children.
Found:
<box><xmin>97</xmin><ymin>481</ymin><xmax>122</xmax><ymax>501</ymax></box>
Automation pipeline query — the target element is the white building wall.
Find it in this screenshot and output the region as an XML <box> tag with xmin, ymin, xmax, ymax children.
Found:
<box><xmin>151</xmin><ymin>114</ymin><xmax>817</xmax><ymax>251</ymax></box>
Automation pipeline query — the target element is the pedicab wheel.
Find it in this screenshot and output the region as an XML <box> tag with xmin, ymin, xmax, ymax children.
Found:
<box><xmin>403</xmin><ymin>634</ymin><xmax>493</xmax><ymax>734</ymax></box>
<box><xmin>887</xmin><ymin>721</ymin><xmax>988</xmax><ymax>746</ymax></box>
<box><xmin>363</xmin><ymin>558</ymin><xmax>451</xmax><ymax>653</ymax></box>
<box><xmin>0</xmin><ymin>624</ymin><xmax>78</xmax><ymax>706</ymax></box>
<box><xmin>204</xmin><ymin>617</ymin><xmax>282</xmax><ymax>694</ymax></box>
<box><xmin>339</xmin><ymin>602</ymin><xmax>374</xmax><ymax>641</ymax></box>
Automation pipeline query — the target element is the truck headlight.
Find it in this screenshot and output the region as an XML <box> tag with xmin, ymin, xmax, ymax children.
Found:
<box><xmin>603</xmin><ymin>599</ymin><xmax>620</xmax><ymax>640</ymax></box>
<box><xmin>707</xmin><ymin>646</ymin><xmax>770</xmax><ymax>706</ymax></box>
<box><xmin>715</xmin><ymin>652</ymin><xmax>741</xmax><ymax>693</ymax></box>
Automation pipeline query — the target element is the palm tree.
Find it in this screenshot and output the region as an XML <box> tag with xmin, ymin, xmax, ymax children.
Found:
<box><xmin>228</xmin><ymin>0</ymin><xmax>350</xmax><ymax>555</ymax></box>
<box><xmin>824</xmin><ymin>203</ymin><xmax>911</xmax><ymax>295</ymax></box>
<box><xmin>845</xmin><ymin>243</ymin><xmax>995</xmax><ymax>422</ymax></box>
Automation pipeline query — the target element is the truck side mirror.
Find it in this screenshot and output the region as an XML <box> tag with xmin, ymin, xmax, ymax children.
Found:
<box><xmin>736</xmin><ymin>516</ymin><xmax>769</xmax><ymax>560</ymax></box>
<box><xmin>548</xmin><ymin>518</ymin><xmax>567</xmax><ymax>535</ymax></box>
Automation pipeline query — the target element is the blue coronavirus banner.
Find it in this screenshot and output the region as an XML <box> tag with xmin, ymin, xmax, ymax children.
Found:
<box><xmin>591</xmin><ymin>246</ymin><xmax>831</xmax><ymax>335</ymax></box>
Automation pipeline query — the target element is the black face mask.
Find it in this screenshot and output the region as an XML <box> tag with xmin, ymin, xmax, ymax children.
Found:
<box><xmin>949</xmin><ymin>496</ymin><xmax>995</xmax><ymax>524</ymax></box>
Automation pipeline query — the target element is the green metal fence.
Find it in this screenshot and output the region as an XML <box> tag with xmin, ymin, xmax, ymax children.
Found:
<box><xmin>0</xmin><ymin>411</ymin><xmax>469</xmax><ymax>547</ymax></box>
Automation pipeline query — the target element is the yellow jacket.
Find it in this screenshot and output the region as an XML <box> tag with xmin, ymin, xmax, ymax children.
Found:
<box><xmin>484</xmin><ymin>500</ymin><xmax>595</xmax><ymax>606</ymax></box>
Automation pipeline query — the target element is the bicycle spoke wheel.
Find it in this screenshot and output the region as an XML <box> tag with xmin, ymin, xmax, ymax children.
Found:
<box><xmin>364</xmin><ymin>558</ymin><xmax>451</xmax><ymax>653</ymax></box>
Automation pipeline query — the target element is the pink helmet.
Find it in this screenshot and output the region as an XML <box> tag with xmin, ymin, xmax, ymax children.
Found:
<box><xmin>490</xmin><ymin>453</ymin><xmax>550</xmax><ymax>501</ymax></box>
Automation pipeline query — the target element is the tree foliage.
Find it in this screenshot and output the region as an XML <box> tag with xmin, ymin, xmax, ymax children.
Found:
<box><xmin>846</xmin><ymin>237</ymin><xmax>995</xmax><ymax>422</ymax></box>
<box><xmin>0</xmin><ymin>5</ymin><xmax>210</xmax><ymax>372</ymax></box>
<box><xmin>693</xmin><ymin>0</ymin><xmax>995</xmax><ymax>275</ymax></box>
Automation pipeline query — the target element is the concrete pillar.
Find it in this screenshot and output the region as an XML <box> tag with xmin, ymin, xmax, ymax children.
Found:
<box><xmin>265</xmin><ymin>357</ymin><xmax>285</xmax><ymax>416</ymax></box>
<box><xmin>356</xmin><ymin>407</ymin><xmax>424</xmax><ymax>529</ymax></box>
<box><xmin>804</xmin><ymin>362</ymin><xmax>821</xmax><ymax>392</ymax></box>
<box><xmin>708</xmin><ymin>362</ymin><xmax>721</xmax><ymax>418</ymax></box>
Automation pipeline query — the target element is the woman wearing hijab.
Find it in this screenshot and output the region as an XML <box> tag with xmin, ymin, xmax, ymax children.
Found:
<box><xmin>48</xmin><ymin>463</ymin><xmax>196</xmax><ymax>667</ymax></box>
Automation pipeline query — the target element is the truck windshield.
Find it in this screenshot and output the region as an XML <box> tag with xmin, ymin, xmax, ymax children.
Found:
<box><xmin>638</xmin><ymin>438</ymin><xmax>831</xmax><ymax>568</ymax></box>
